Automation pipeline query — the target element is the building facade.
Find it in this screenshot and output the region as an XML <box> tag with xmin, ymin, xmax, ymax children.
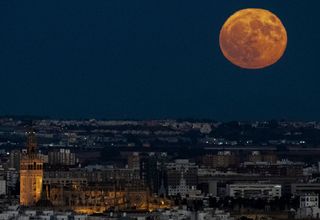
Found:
<box><xmin>296</xmin><ymin>194</ymin><xmax>320</xmax><ymax>219</ymax></box>
<box><xmin>291</xmin><ymin>183</ymin><xmax>320</xmax><ymax>196</ymax></box>
<box><xmin>227</xmin><ymin>183</ymin><xmax>282</xmax><ymax>199</ymax></box>
<box><xmin>48</xmin><ymin>148</ymin><xmax>76</xmax><ymax>166</ymax></box>
<box><xmin>20</xmin><ymin>130</ymin><xmax>44</xmax><ymax>206</ymax></box>
<box><xmin>128</xmin><ymin>152</ymin><xmax>140</xmax><ymax>169</ymax></box>
<box><xmin>202</xmin><ymin>151</ymin><xmax>238</xmax><ymax>168</ymax></box>
<box><xmin>166</xmin><ymin>159</ymin><xmax>198</xmax><ymax>196</ymax></box>
<box><xmin>9</xmin><ymin>149</ymin><xmax>21</xmax><ymax>171</ymax></box>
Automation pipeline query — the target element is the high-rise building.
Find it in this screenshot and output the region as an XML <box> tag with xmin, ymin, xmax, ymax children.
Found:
<box><xmin>0</xmin><ymin>180</ymin><xmax>6</xmax><ymax>195</ymax></box>
<box><xmin>166</xmin><ymin>159</ymin><xmax>198</xmax><ymax>196</ymax></box>
<box><xmin>9</xmin><ymin>149</ymin><xmax>21</xmax><ymax>171</ymax></box>
<box><xmin>20</xmin><ymin>130</ymin><xmax>44</xmax><ymax>206</ymax></box>
<box><xmin>140</xmin><ymin>153</ymin><xmax>167</xmax><ymax>194</ymax></box>
<box><xmin>48</xmin><ymin>148</ymin><xmax>76</xmax><ymax>166</ymax></box>
<box><xmin>128</xmin><ymin>152</ymin><xmax>140</xmax><ymax>170</ymax></box>
<box><xmin>6</xmin><ymin>168</ymin><xmax>19</xmax><ymax>195</ymax></box>
<box><xmin>202</xmin><ymin>151</ymin><xmax>238</xmax><ymax>168</ymax></box>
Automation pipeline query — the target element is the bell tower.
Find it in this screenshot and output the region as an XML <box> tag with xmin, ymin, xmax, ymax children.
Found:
<box><xmin>26</xmin><ymin>129</ymin><xmax>37</xmax><ymax>154</ymax></box>
<box><xmin>20</xmin><ymin>129</ymin><xmax>44</xmax><ymax>206</ymax></box>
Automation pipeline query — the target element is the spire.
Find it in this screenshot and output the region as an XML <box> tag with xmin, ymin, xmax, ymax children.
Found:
<box><xmin>26</xmin><ymin>128</ymin><xmax>37</xmax><ymax>154</ymax></box>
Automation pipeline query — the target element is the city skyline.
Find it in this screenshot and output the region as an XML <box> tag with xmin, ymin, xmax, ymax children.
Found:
<box><xmin>2</xmin><ymin>1</ymin><xmax>320</xmax><ymax>218</ymax></box>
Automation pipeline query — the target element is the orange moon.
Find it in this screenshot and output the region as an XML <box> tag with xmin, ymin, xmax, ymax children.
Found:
<box><xmin>219</xmin><ymin>8</ymin><xmax>287</xmax><ymax>69</ymax></box>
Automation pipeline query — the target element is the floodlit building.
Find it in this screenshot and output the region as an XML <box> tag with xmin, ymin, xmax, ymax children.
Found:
<box><xmin>20</xmin><ymin>130</ymin><xmax>44</xmax><ymax>206</ymax></box>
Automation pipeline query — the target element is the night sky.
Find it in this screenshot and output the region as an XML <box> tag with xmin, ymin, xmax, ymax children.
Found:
<box><xmin>0</xmin><ymin>0</ymin><xmax>319</xmax><ymax>120</ymax></box>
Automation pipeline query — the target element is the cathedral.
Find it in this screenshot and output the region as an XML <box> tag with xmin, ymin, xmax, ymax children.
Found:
<box><xmin>18</xmin><ymin>129</ymin><xmax>171</xmax><ymax>212</ymax></box>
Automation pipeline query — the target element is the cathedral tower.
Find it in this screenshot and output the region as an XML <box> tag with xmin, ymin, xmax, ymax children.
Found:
<box><xmin>20</xmin><ymin>129</ymin><xmax>44</xmax><ymax>206</ymax></box>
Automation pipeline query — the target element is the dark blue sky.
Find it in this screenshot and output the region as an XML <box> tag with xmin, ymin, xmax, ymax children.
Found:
<box><xmin>0</xmin><ymin>0</ymin><xmax>319</xmax><ymax>120</ymax></box>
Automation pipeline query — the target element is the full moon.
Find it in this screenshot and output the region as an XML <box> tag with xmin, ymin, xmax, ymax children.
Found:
<box><xmin>219</xmin><ymin>8</ymin><xmax>287</xmax><ymax>69</ymax></box>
